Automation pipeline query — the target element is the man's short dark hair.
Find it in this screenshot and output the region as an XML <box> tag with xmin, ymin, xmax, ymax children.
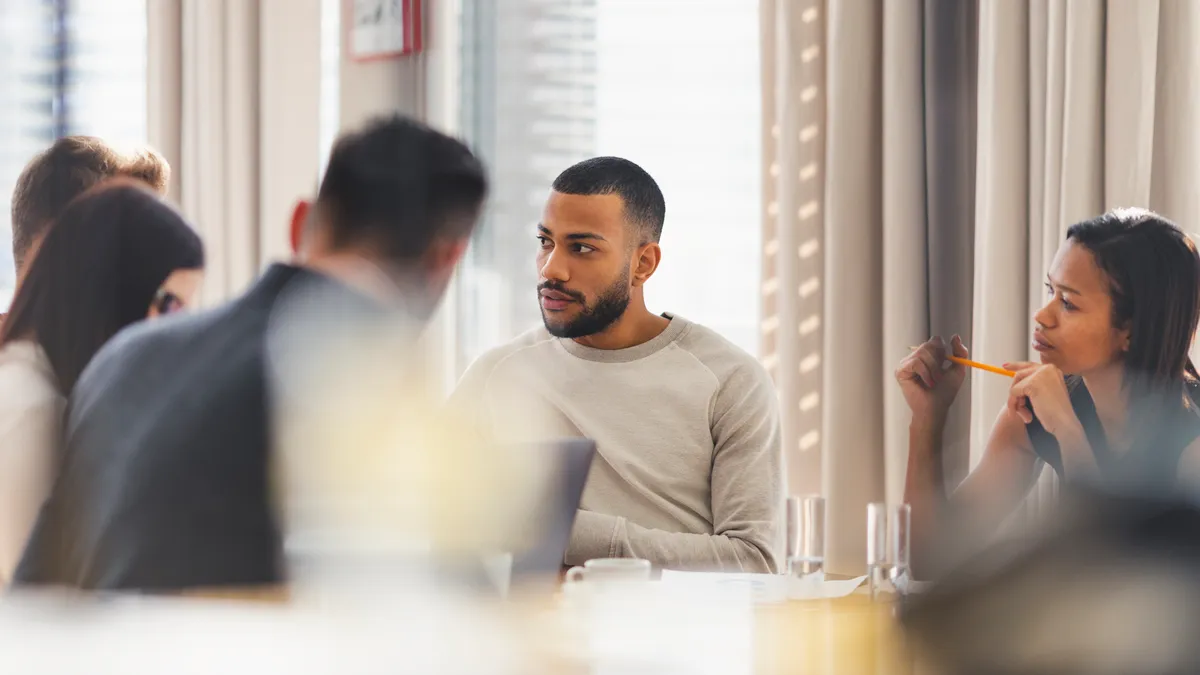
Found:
<box><xmin>315</xmin><ymin>115</ymin><xmax>488</xmax><ymax>263</ymax></box>
<box><xmin>551</xmin><ymin>156</ymin><xmax>666</xmax><ymax>243</ymax></box>
<box><xmin>11</xmin><ymin>136</ymin><xmax>170</xmax><ymax>271</ymax></box>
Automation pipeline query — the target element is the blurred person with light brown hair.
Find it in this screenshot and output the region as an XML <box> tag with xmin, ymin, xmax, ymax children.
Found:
<box><xmin>13</xmin><ymin>115</ymin><xmax>487</xmax><ymax>592</ymax></box>
<box><xmin>0</xmin><ymin>180</ymin><xmax>203</xmax><ymax>587</ymax></box>
<box><xmin>10</xmin><ymin>136</ymin><xmax>170</xmax><ymax>283</ymax></box>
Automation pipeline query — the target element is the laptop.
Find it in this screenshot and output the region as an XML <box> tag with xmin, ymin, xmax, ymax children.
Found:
<box><xmin>504</xmin><ymin>438</ymin><xmax>596</xmax><ymax>594</ymax></box>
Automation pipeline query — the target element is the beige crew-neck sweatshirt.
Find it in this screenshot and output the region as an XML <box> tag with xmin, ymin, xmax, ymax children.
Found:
<box><xmin>450</xmin><ymin>314</ymin><xmax>784</xmax><ymax>573</ymax></box>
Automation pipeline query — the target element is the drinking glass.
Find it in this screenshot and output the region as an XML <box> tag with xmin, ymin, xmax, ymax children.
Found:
<box><xmin>867</xmin><ymin>502</ymin><xmax>911</xmax><ymax>600</ymax></box>
<box><xmin>786</xmin><ymin>495</ymin><xmax>825</xmax><ymax>579</ymax></box>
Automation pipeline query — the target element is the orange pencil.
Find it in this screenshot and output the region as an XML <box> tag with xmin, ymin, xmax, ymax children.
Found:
<box><xmin>909</xmin><ymin>347</ymin><xmax>1016</xmax><ymax>378</ymax></box>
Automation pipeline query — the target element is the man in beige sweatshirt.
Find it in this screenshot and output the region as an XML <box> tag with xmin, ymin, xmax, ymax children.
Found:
<box><xmin>450</xmin><ymin>157</ymin><xmax>784</xmax><ymax>573</ymax></box>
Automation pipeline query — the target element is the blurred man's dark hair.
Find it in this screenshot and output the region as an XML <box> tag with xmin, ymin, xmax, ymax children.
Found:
<box><xmin>312</xmin><ymin>115</ymin><xmax>488</xmax><ymax>264</ymax></box>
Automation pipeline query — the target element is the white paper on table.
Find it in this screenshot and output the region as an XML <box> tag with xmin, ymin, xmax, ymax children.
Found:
<box><xmin>788</xmin><ymin>572</ymin><xmax>869</xmax><ymax>599</ymax></box>
<box><xmin>892</xmin><ymin>573</ymin><xmax>934</xmax><ymax>596</ymax></box>
<box><xmin>569</xmin><ymin>582</ymin><xmax>755</xmax><ymax>675</ymax></box>
<box><xmin>659</xmin><ymin>570</ymin><xmax>867</xmax><ymax>603</ymax></box>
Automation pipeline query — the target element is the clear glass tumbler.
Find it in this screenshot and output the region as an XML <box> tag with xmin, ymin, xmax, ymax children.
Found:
<box><xmin>786</xmin><ymin>495</ymin><xmax>825</xmax><ymax>579</ymax></box>
<box><xmin>867</xmin><ymin>502</ymin><xmax>911</xmax><ymax>600</ymax></box>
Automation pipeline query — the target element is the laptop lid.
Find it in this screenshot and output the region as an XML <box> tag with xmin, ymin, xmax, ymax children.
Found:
<box><xmin>507</xmin><ymin>438</ymin><xmax>596</xmax><ymax>589</ymax></box>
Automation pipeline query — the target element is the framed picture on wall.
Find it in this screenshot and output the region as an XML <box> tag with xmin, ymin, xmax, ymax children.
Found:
<box><xmin>347</xmin><ymin>0</ymin><xmax>423</xmax><ymax>61</ymax></box>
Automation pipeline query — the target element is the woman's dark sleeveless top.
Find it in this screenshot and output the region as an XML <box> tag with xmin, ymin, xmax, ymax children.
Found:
<box><xmin>1026</xmin><ymin>377</ymin><xmax>1200</xmax><ymax>487</ymax></box>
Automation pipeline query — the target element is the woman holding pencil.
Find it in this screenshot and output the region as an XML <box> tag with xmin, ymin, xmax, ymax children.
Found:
<box><xmin>897</xmin><ymin>208</ymin><xmax>1200</xmax><ymax>574</ymax></box>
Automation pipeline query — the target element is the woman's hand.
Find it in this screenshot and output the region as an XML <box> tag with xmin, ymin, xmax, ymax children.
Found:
<box><xmin>1002</xmin><ymin>362</ymin><xmax>1084</xmax><ymax>438</ymax></box>
<box><xmin>896</xmin><ymin>336</ymin><xmax>968</xmax><ymax>425</ymax></box>
<box><xmin>1003</xmin><ymin>361</ymin><xmax>1096</xmax><ymax>478</ymax></box>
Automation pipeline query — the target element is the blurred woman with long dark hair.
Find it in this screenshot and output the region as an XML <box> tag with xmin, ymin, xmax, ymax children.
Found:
<box><xmin>0</xmin><ymin>180</ymin><xmax>204</xmax><ymax>585</ymax></box>
<box><xmin>898</xmin><ymin>208</ymin><xmax>1200</xmax><ymax>574</ymax></box>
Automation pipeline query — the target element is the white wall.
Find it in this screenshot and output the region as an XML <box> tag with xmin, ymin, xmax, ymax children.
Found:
<box><xmin>260</xmin><ymin>0</ymin><xmax>324</xmax><ymax>264</ymax></box>
<box><xmin>340</xmin><ymin>53</ymin><xmax>425</xmax><ymax>131</ymax></box>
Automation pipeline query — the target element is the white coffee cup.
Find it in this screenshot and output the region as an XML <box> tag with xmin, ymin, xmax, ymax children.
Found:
<box><xmin>564</xmin><ymin>557</ymin><xmax>652</xmax><ymax>585</ymax></box>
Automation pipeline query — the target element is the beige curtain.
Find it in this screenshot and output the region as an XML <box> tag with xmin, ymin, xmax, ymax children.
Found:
<box><xmin>147</xmin><ymin>0</ymin><xmax>324</xmax><ymax>304</ymax></box>
<box><xmin>760</xmin><ymin>0</ymin><xmax>827</xmax><ymax>497</ymax></box>
<box><xmin>764</xmin><ymin>0</ymin><xmax>1200</xmax><ymax>575</ymax></box>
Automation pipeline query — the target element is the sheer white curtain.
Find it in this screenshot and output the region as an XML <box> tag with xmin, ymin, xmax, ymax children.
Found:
<box><xmin>765</xmin><ymin>0</ymin><xmax>1200</xmax><ymax>574</ymax></box>
<box><xmin>147</xmin><ymin>0</ymin><xmax>324</xmax><ymax>304</ymax></box>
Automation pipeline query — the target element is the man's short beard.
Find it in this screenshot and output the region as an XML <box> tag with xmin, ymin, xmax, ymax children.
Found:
<box><xmin>541</xmin><ymin>270</ymin><xmax>631</xmax><ymax>339</ymax></box>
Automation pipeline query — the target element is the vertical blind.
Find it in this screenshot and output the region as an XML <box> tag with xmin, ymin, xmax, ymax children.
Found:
<box><xmin>456</xmin><ymin>0</ymin><xmax>598</xmax><ymax>373</ymax></box>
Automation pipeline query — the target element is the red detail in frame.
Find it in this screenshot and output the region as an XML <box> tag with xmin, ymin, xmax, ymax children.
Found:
<box><xmin>409</xmin><ymin>0</ymin><xmax>423</xmax><ymax>53</ymax></box>
<box><xmin>347</xmin><ymin>0</ymin><xmax>424</xmax><ymax>62</ymax></box>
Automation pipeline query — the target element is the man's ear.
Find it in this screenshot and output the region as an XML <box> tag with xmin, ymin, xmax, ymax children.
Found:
<box><xmin>631</xmin><ymin>242</ymin><xmax>662</xmax><ymax>287</ymax></box>
<box><xmin>427</xmin><ymin>237</ymin><xmax>470</xmax><ymax>279</ymax></box>
<box><xmin>289</xmin><ymin>200</ymin><xmax>312</xmax><ymax>255</ymax></box>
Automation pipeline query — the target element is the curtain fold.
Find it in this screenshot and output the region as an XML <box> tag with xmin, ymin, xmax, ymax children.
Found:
<box><xmin>921</xmin><ymin>0</ymin><xmax>978</xmax><ymax>492</ymax></box>
<box><xmin>880</xmin><ymin>0</ymin><xmax>928</xmax><ymax>513</ymax></box>
<box><xmin>1104</xmin><ymin>0</ymin><xmax>1158</xmax><ymax>209</ymax></box>
<box><xmin>766</xmin><ymin>0</ymin><xmax>1200</xmax><ymax>574</ymax></box>
<box><xmin>179</xmin><ymin>0</ymin><xmax>262</xmax><ymax>302</ymax></box>
<box><xmin>971</xmin><ymin>0</ymin><xmax>1028</xmax><ymax>468</ymax></box>
<box><xmin>1150</xmin><ymin>0</ymin><xmax>1200</xmax><ymax>231</ymax></box>
<box><xmin>147</xmin><ymin>0</ymin><xmax>324</xmax><ymax>304</ymax></box>
<box><xmin>821</xmin><ymin>0</ymin><xmax>884</xmax><ymax>574</ymax></box>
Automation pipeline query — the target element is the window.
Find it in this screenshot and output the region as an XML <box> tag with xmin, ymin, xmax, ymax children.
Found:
<box><xmin>319</xmin><ymin>0</ymin><xmax>341</xmax><ymax>179</ymax></box>
<box><xmin>0</xmin><ymin>1</ymin><xmax>57</xmax><ymax>306</ymax></box>
<box><xmin>63</xmin><ymin>0</ymin><xmax>148</xmax><ymax>145</ymax></box>
<box><xmin>455</xmin><ymin>0</ymin><xmax>761</xmax><ymax>372</ymax></box>
<box><xmin>0</xmin><ymin>0</ymin><xmax>148</xmax><ymax>307</ymax></box>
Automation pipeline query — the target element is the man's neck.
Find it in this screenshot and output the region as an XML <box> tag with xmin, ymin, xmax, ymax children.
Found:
<box><xmin>571</xmin><ymin>300</ymin><xmax>670</xmax><ymax>351</ymax></box>
<box><xmin>297</xmin><ymin>253</ymin><xmax>405</xmax><ymax>305</ymax></box>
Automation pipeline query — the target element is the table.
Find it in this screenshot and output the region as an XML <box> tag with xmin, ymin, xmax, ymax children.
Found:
<box><xmin>756</xmin><ymin>594</ymin><xmax>916</xmax><ymax>675</ymax></box>
<box><xmin>180</xmin><ymin>583</ymin><xmax>918</xmax><ymax>674</ymax></box>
